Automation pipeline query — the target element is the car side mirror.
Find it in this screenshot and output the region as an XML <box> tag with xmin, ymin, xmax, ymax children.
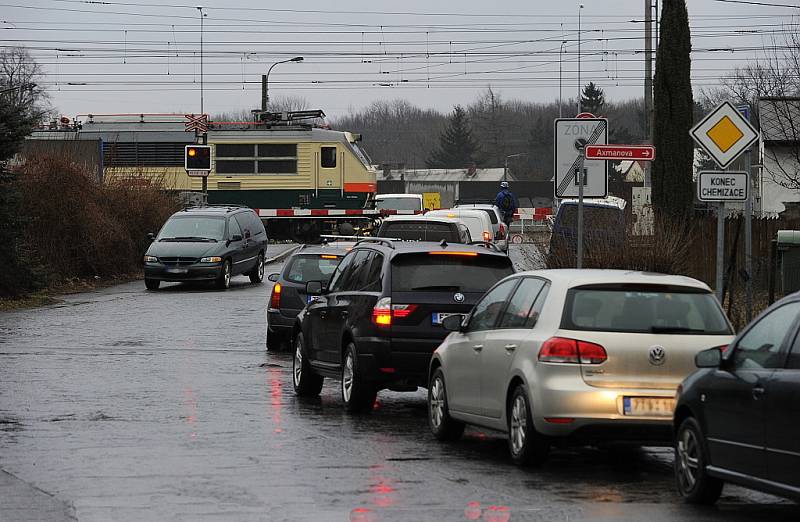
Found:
<box><xmin>147</xmin><ymin>232</ymin><xmax>155</xmax><ymax>241</ymax></box>
<box><xmin>231</xmin><ymin>234</ymin><xmax>243</xmax><ymax>242</ymax></box>
<box><xmin>442</xmin><ymin>314</ymin><xmax>465</xmax><ymax>332</ymax></box>
<box><xmin>695</xmin><ymin>347</ymin><xmax>723</xmax><ymax>368</ymax></box>
<box><xmin>267</xmin><ymin>273</ymin><xmax>279</xmax><ymax>282</ymax></box>
<box><xmin>306</xmin><ymin>281</ymin><xmax>324</xmax><ymax>296</ymax></box>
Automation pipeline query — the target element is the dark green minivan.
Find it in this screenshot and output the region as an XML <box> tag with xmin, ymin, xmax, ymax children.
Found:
<box><xmin>143</xmin><ymin>205</ymin><xmax>268</xmax><ymax>290</ymax></box>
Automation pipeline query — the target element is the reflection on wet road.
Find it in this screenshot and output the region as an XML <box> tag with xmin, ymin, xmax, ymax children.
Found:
<box><xmin>0</xmin><ymin>246</ymin><xmax>797</xmax><ymax>521</ymax></box>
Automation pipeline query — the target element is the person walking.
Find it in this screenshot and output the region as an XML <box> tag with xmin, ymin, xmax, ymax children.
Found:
<box><xmin>495</xmin><ymin>181</ymin><xmax>518</xmax><ymax>232</ymax></box>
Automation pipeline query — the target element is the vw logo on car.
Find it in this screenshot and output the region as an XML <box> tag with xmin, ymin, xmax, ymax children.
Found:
<box><xmin>453</xmin><ymin>292</ymin><xmax>465</xmax><ymax>303</ymax></box>
<box><xmin>649</xmin><ymin>345</ymin><xmax>666</xmax><ymax>366</ymax></box>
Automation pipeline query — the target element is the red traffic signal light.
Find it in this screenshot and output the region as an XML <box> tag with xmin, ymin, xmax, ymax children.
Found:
<box><xmin>185</xmin><ymin>145</ymin><xmax>211</xmax><ymax>171</ymax></box>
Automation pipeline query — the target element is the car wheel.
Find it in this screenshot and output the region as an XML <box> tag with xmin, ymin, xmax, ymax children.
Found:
<box><xmin>675</xmin><ymin>416</ymin><xmax>723</xmax><ymax>504</ymax></box>
<box><xmin>266</xmin><ymin>330</ymin><xmax>286</xmax><ymax>352</ymax></box>
<box><xmin>292</xmin><ymin>333</ymin><xmax>323</xmax><ymax>396</ymax></box>
<box><xmin>428</xmin><ymin>368</ymin><xmax>465</xmax><ymax>441</ymax></box>
<box><xmin>507</xmin><ymin>385</ymin><xmax>549</xmax><ymax>466</ymax></box>
<box><xmin>144</xmin><ymin>278</ymin><xmax>160</xmax><ymax>290</ymax></box>
<box><xmin>341</xmin><ymin>343</ymin><xmax>377</xmax><ymax>413</ymax></box>
<box><xmin>249</xmin><ymin>253</ymin><xmax>264</xmax><ymax>284</ymax></box>
<box><xmin>215</xmin><ymin>259</ymin><xmax>231</xmax><ymax>290</ymax></box>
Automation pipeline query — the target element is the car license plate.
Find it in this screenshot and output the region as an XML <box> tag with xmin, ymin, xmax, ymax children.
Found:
<box><xmin>432</xmin><ymin>312</ymin><xmax>457</xmax><ymax>325</ymax></box>
<box><xmin>623</xmin><ymin>397</ymin><xmax>676</xmax><ymax>417</ymax></box>
<box><xmin>166</xmin><ymin>268</ymin><xmax>188</xmax><ymax>274</ymax></box>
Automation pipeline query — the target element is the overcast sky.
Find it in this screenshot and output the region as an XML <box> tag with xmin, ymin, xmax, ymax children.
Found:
<box><xmin>4</xmin><ymin>0</ymin><xmax>797</xmax><ymax>119</ymax></box>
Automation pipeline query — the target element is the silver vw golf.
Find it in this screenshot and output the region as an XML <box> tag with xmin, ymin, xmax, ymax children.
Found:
<box><xmin>427</xmin><ymin>269</ymin><xmax>734</xmax><ymax>466</ymax></box>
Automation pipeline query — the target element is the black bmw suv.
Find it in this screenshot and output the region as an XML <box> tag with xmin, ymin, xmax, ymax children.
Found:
<box><xmin>291</xmin><ymin>239</ymin><xmax>515</xmax><ymax>412</ymax></box>
<box><xmin>143</xmin><ymin>205</ymin><xmax>268</xmax><ymax>290</ymax></box>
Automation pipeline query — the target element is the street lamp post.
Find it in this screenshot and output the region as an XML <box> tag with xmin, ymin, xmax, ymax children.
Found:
<box><xmin>261</xmin><ymin>56</ymin><xmax>304</xmax><ymax>113</ymax></box>
<box><xmin>196</xmin><ymin>6</ymin><xmax>205</xmax><ymax>115</ymax></box>
<box><xmin>577</xmin><ymin>3</ymin><xmax>584</xmax><ymax>114</ymax></box>
<box><xmin>504</xmin><ymin>152</ymin><xmax>529</xmax><ymax>182</ymax></box>
<box><xmin>559</xmin><ymin>40</ymin><xmax>567</xmax><ymax>119</ymax></box>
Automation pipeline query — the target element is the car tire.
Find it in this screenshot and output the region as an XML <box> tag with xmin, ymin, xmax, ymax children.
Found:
<box><xmin>266</xmin><ymin>331</ymin><xmax>286</xmax><ymax>352</ymax></box>
<box><xmin>675</xmin><ymin>416</ymin><xmax>723</xmax><ymax>504</ymax></box>
<box><xmin>507</xmin><ymin>384</ymin><xmax>549</xmax><ymax>467</ymax></box>
<box><xmin>215</xmin><ymin>259</ymin><xmax>231</xmax><ymax>290</ymax></box>
<box><xmin>428</xmin><ymin>368</ymin><xmax>465</xmax><ymax>441</ymax></box>
<box><xmin>145</xmin><ymin>278</ymin><xmax>160</xmax><ymax>290</ymax></box>
<box><xmin>341</xmin><ymin>342</ymin><xmax>377</xmax><ymax>413</ymax></box>
<box><xmin>249</xmin><ymin>252</ymin><xmax>265</xmax><ymax>284</ymax></box>
<box><xmin>292</xmin><ymin>332</ymin><xmax>323</xmax><ymax>396</ymax></box>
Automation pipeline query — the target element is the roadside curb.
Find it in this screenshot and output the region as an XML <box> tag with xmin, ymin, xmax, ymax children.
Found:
<box><xmin>265</xmin><ymin>245</ymin><xmax>301</xmax><ymax>265</ymax></box>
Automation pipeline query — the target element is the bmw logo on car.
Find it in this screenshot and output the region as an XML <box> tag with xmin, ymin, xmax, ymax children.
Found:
<box><xmin>453</xmin><ymin>292</ymin><xmax>465</xmax><ymax>303</ymax></box>
<box><xmin>649</xmin><ymin>345</ymin><xmax>666</xmax><ymax>366</ymax></box>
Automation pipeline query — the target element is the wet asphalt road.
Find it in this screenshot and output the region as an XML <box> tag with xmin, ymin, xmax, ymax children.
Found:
<box><xmin>0</xmin><ymin>244</ymin><xmax>798</xmax><ymax>521</ymax></box>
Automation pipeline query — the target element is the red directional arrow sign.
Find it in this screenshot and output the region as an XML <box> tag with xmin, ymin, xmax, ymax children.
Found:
<box><xmin>584</xmin><ymin>144</ymin><xmax>656</xmax><ymax>161</ymax></box>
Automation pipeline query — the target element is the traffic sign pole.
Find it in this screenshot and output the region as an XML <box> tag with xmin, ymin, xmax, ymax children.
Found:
<box><xmin>577</xmin><ymin>151</ymin><xmax>585</xmax><ymax>269</ymax></box>
<box><xmin>745</xmin><ymin>146</ymin><xmax>753</xmax><ymax>321</ymax></box>
<box><xmin>717</xmin><ymin>201</ymin><xmax>725</xmax><ymax>303</ymax></box>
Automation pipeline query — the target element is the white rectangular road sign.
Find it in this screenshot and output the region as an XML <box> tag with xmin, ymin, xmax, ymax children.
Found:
<box><xmin>186</xmin><ymin>169</ymin><xmax>210</xmax><ymax>178</ymax></box>
<box><xmin>697</xmin><ymin>171</ymin><xmax>748</xmax><ymax>202</ymax></box>
<box><xmin>554</xmin><ymin>118</ymin><xmax>608</xmax><ymax>198</ymax></box>
<box><xmin>690</xmin><ymin>101</ymin><xmax>759</xmax><ymax>170</ymax></box>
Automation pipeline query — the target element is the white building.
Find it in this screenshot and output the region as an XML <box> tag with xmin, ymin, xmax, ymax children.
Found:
<box><xmin>758</xmin><ymin>97</ymin><xmax>800</xmax><ymax>215</ymax></box>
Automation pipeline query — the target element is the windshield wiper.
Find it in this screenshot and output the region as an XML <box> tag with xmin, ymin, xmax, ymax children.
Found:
<box><xmin>164</xmin><ymin>236</ymin><xmax>218</xmax><ymax>242</ymax></box>
<box><xmin>649</xmin><ymin>326</ymin><xmax>706</xmax><ymax>334</ymax></box>
<box><xmin>411</xmin><ymin>285</ymin><xmax>460</xmax><ymax>291</ymax></box>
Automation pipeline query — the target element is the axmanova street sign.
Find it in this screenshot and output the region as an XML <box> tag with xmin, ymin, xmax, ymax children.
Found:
<box><xmin>584</xmin><ymin>144</ymin><xmax>655</xmax><ymax>161</ymax></box>
<box><xmin>697</xmin><ymin>171</ymin><xmax>748</xmax><ymax>202</ymax></box>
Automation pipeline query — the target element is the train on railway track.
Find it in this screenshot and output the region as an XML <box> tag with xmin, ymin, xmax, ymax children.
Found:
<box><xmin>29</xmin><ymin>111</ymin><xmax>380</xmax><ymax>242</ymax></box>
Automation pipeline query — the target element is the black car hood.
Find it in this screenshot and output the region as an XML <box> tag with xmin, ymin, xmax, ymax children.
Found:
<box><xmin>146</xmin><ymin>240</ymin><xmax>221</xmax><ymax>258</ymax></box>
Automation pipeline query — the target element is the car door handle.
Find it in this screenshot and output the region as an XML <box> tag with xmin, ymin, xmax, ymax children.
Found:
<box><xmin>504</xmin><ymin>344</ymin><xmax>517</xmax><ymax>352</ymax></box>
<box><xmin>752</xmin><ymin>385</ymin><xmax>765</xmax><ymax>399</ymax></box>
<box><xmin>319</xmin><ymin>311</ymin><xmax>327</xmax><ymax>319</ymax></box>
<box><xmin>340</xmin><ymin>310</ymin><xmax>349</xmax><ymax>318</ymax></box>
<box><xmin>472</xmin><ymin>344</ymin><xmax>483</xmax><ymax>352</ymax></box>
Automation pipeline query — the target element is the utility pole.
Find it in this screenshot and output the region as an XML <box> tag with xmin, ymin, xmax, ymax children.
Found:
<box><xmin>196</xmin><ymin>6</ymin><xmax>207</xmax><ymax>197</ymax></box>
<box><xmin>577</xmin><ymin>4</ymin><xmax>584</xmax><ymax>114</ymax></box>
<box><xmin>644</xmin><ymin>0</ymin><xmax>653</xmax><ymax>186</ymax></box>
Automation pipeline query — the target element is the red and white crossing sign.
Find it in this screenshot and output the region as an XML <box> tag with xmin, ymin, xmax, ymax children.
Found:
<box><xmin>585</xmin><ymin>144</ymin><xmax>656</xmax><ymax>161</ymax></box>
<box><xmin>184</xmin><ymin>113</ymin><xmax>208</xmax><ymax>133</ymax></box>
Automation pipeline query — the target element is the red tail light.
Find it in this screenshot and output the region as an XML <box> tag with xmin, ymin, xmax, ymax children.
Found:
<box><xmin>498</xmin><ymin>223</ymin><xmax>506</xmax><ymax>239</ymax></box>
<box><xmin>269</xmin><ymin>283</ymin><xmax>282</xmax><ymax>309</ymax></box>
<box><xmin>483</xmin><ymin>231</ymin><xmax>491</xmax><ymax>242</ymax></box>
<box><xmin>372</xmin><ymin>297</ymin><xmax>392</xmax><ymax>327</ymax></box>
<box><xmin>391</xmin><ymin>304</ymin><xmax>418</xmax><ymax>318</ymax></box>
<box><xmin>538</xmin><ymin>337</ymin><xmax>607</xmax><ymax>364</ymax></box>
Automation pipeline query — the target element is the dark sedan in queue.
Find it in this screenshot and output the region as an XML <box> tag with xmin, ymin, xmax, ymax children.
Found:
<box><xmin>673</xmin><ymin>292</ymin><xmax>800</xmax><ymax>504</ymax></box>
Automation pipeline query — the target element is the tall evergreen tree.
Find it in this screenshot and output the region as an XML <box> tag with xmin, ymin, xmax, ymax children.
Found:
<box><xmin>426</xmin><ymin>105</ymin><xmax>480</xmax><ymax>168</ymax></box>
<box><xmin>652</xmin><ymin>0</ymin><xmax>694</xmax><ymax>223</ymax></box>
<box><xmin>580</xmin><ymin>82</ymin><xmax>605</xmax><ymax>115</ymax></box>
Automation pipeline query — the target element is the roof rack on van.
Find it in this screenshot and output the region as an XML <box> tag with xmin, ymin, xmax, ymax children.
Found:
<box><xmin>182</xmin><ymin>203</ymin><xmax>249</xmax><ymax>213</ymax></box>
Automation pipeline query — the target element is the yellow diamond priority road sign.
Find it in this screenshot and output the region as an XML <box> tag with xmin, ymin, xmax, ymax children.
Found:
<box><xmin>690</xmin><ymin>101</ymin><xmax>759</xmax><ymax>170</ymax></box>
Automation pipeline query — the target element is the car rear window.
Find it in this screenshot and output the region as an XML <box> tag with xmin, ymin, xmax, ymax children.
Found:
<box><xmin>380</xmin><ymin>222</ymin><xmax>459</xmax><ymax>242</ymax></box>
<box><xmin>284</xmin><ymin>254</ymin><xmax>343</xmax><ymax>283</ymax></box>
<box><xmin>391</xmin><ymin>253</ymin><xmax>514</xmax><ymax>293</ymax></box>
<box><xmin>480</xmin><ymin>209</ymin><xmax>498</xmax><ymax>224</ymax></box>
<box><xmin>561</xmin><ymin>285</ymin><xmax>732</xmax><ymax>335</ymax></box>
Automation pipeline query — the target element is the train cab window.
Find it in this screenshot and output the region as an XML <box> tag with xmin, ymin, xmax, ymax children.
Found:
<box><xmin>321</xmin><ymin>147</ymin><xmax>337</xmax><ymax>168</ymax></box>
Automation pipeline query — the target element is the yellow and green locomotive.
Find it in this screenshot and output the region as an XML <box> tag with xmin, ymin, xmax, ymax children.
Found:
<box><xmin>31</xmin><ymin>112</ymin><xmax>378</xmax><ymax>242</ymax></box>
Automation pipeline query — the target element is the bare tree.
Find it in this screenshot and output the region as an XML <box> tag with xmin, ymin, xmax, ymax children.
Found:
<box><xmin>0</xmin><ymin>47</ymin><xmax>49</xmax><ymax>161</ymax></box>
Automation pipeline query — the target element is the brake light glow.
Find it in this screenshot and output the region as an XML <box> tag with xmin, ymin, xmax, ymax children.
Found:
<box><xmin>498</xmin><ymin>223</ymin><xmax>506</xmax><ymax>239</ymax></box>
<box><xmin>391</xmin><ymin>304</ymin><xmax>418</xmax><ymax>318</ymax></box>
<box><xmin>544</xmin><ymin>417</ymin><xmax>575</xmax><ymax>424</ymax></box>
<box><xmin>320</xmin><ymin>255</ymin><xmax>339</xmax><ymax>259</ymax></box>
<box><xmin>269</xmin><ymin>283</ymin><xmax>282</xmax><ymax>309</ymax></box>
<box><xmin>538</xmin><ymin>337</ymin><xmax>607</xmax><ymax>364</ymax></box>
<box><xmin>483</xmin><ymin>231</ymin><xmax>491</xmax><ymax>241</ymax></box>
<box><xmin>372</xmin><ymin>297</ymin><xmax>392</xmax><ymax>327</ymax></box>
<box><xmin>428</xmin><ymin>251</ymin><xmax>479</xmax><ymax>257</ymax></box>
